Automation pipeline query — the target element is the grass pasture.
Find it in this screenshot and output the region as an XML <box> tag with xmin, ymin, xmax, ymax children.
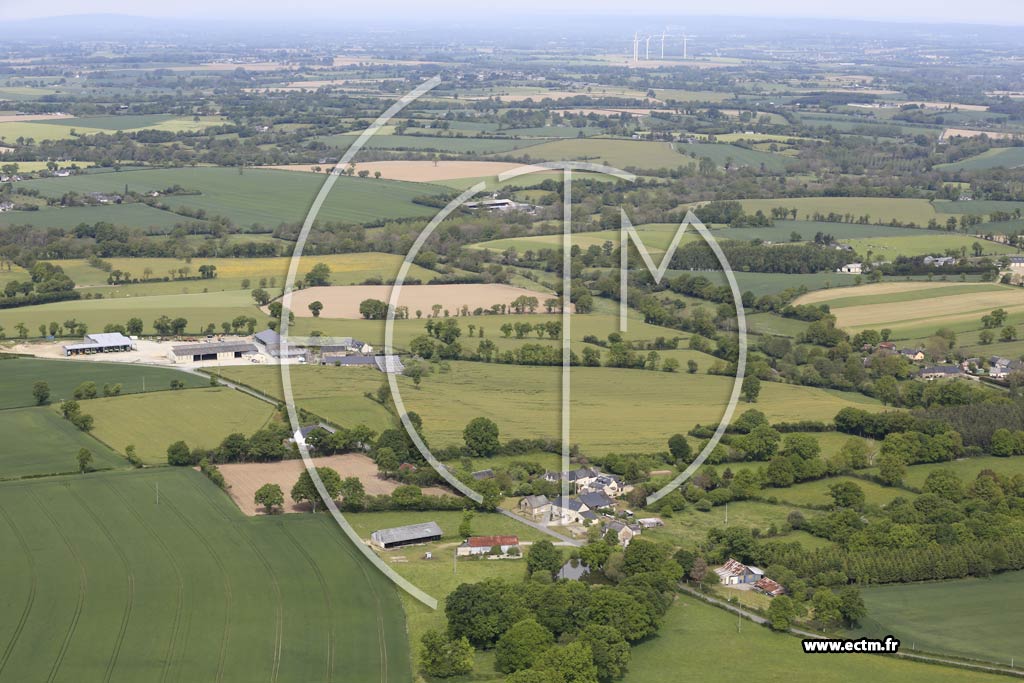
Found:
<box><xmin>0</xmin><ymin>407</ymin><xmax>125</xmax><ymax>479</ymax></box>
<box><xmin>842</xmin><ymin>234</ymin><xmax>1019</xmax><ymax>260</ymax></box>
<box><xmin>850</xmin><ymin>572</ymin><xmax>1024</xmax><ymax>666</ymax></box>
<box><xmin>936</xmin><ymin>147</ymin><xmax>1024</xmax><ymax>171</ymax></box>
<box><xmin>772</xmin><ymin>475</ymin><xmax>909</xmax><ymax>508</ymax></box>
<box><xmin>15</xmin><ymin>167</ymin><xmax>446</xmax><ymax>228</ymax></box>
<box><xmin>84</xmin><ymin>387</ymin><xmax>278</xmax><ymax>463</ymax></box>
<box><xmin>625</xmin><ymin>595</ymin><xmax>1013</xmax><ymax>683</ymax></box>
<box><xmin>0</xmin><ymin>202</ymin><xmax>199</xmax><ymax>231</ymax></box>
<box><xmin>0</xmin><ymin>289</ymin><xmax>269</xmax><ymax>337</ymax></box>
<box><xmin>214</xmin><ymin>361</ymin><xmax>880</xmax><ymax>455</ymax></box>
<box><xmin>740</xmin><ymin>197</ymin><xmax>950</xmax><ymax>226</ymax></box>
<box><xmin>0</xmin><ymin>357</ymin><xmax>206</xmax><ymax>409</ymax></box>
<box><xmin>515</xmin><ymin>138</ymin><xmax>789</xmax><ymax>171</ymax></box>
<box><xmin>0</xmin><ymin>468</ymin><xmax>410</xmax><ymax>682</ymax></box>
<box><xmin>794</xmin><ymin>281</ymin><xmax>1024</xmax><ymax>335</ymax></box>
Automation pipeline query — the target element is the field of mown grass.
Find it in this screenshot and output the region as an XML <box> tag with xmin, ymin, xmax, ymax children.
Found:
<box><xmin>842</xmin><ymin>234</ymin><xmax>1020</xmax><ymax>260</ymax></box>
<box><xmin>322</xmin><ymin>132</ymin><xmax>544</xmax><ymax>154</ymax></box>
<box><xmin>0</xmin><ymin>468</ymin><xmax>411</xmax><ymax>682</ymax></box>
<box><xmin>864</xmin><ymin>456</ymin><xmax>1024</xmax><ymax>490</ymax></box>
<box><xmin>0</xmin><ymin>115</ymin><xmax>227</xmax><ymax>141</ymax></box>
<box><xmin>83</xmin><ymin>386</ymin><xmax>278</xmax><ymax>464</ymax></box>
<box><xmin>849</xmin><ymin>572</ymin><xmax>1024</xmax><ymax>666</ymax></box>
<box><xmin>513</xmin><ymin>138</ymin><xmax>789</xmax><ymax>171</ymax></box>
<box><xmin>0</xmin><ymin>407</ymin><xmax>126</xmax><ymax>479</ymax></box>
<box><xmin>0</xmin><ymin>358</ymin><xmax>207</xmax><ymax>409</ymax></box>
<box><xmin>771</xmin><ymin>475</ymin><xmax>909</xmax><ymax>508</ymax></box>
<box><xmin>0</xmin><ymin>202</ymin><xmax>201</xmax><ymax>230</ymax></box>
<box><xmin>624</xmin><ymin>594</ymin><xmax>1015</xmax><ymax>683</ymax></box>
<box><xmin>740</xmin><ymin>197</ymin><xmax>953</xmax><ymax>225</ymax></box>
<box><xmin>936</xmin><ymin>147</ymin><xmax>1024</xmax><ymax>171</ymax></box>
<box><xmin>0</xmin><ymin>289</ymin><xmax>269</xmax><ymax>337</ymax></box>
<box><xmin>43</xmin><ymin>252</ymin><xmax>441</xmax><ymax>296</ymax></box>
<box><xmin>216</xmin><ymin>360</ymin><xmax>880</xmax><ymax>455</ymax></box>
<box><xmin>14</xmin><ymin>167</ymin><xmax>446</xmax><ymax>228</ymax></box>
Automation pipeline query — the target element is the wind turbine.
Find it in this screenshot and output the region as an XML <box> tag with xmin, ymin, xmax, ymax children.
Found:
<box><xmin>659</xmin><ymin>30</ymin><xmax>668</xmax><ymax>59</ymax></box>
<box><xmin>682</xmin><ymin>33</ymin><xmax>696</xmax><ymax>60</ymax></box>
<box><xmin>632</xmin><ymin>32</ymin><xmax>640</xmax><ymax>63</ymax></box>
<box><xmin>644</xmin><ymin>35</ymin><xmax>652</xmax><ymax>60</ymax></box>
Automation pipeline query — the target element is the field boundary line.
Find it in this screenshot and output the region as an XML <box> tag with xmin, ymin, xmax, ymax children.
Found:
<box><xmin>186</xmin><ymin>474</ymin><xmax>284</xmax><ymax>682</ymax></box>
<box><xmin>281</xmin><ymin>522</ymin><xmax>335</xmax><ymax>682</ymax></box>
<box><xmin>29</xmin><ymin>487</ymin><xmax>87</xmax><ymax>683</ymax></box>
<box><xmin>0</xmin><ymin>502</ymin><xmax>37</xmax><ymax>677</ymax></box>
<box><xmin>68</xmin><ymin>486</ymin><xmax>135</xmax><ymax>683</ymax></box>
<box><xmin>102</xmin><ymin>478</ymin><xmax>186</xmax><ymax>683</ymax></box>
<box><xmin>158</xmin><ymin>485</ymin><xmax>233</xmax><ymax>682</ymax></box>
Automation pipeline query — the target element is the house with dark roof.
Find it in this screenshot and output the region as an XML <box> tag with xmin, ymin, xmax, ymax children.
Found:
<box><xmin>518</xmin><ymin>494</ymin><xmax>551</xmax><ymax>520</ymax></box>
<box><xmin>580</xmin><ymin>473</ymin><xmax>624</xmax><ymax>497</ymax></box>
<box><xmin>919</xmin><ymin>365</ymin><xmax>963</xmax><ymax>381</ymax></box>
<box><xmin>578</xmin><ymin>491</ymin><xmax>615</xmax><ymax>510</ymax></box>
<box><xmin>601</xmin><ymin>519</ymin><xmax>641</xmax><ymax>546</ymax></box>
<box><xmin>550</xmin><ymin>496</ymin><xmax>593</xmax><ymax>525</ymax></box>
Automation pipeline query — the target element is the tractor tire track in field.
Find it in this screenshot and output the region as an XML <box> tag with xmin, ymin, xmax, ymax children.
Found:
<box><xmin>103</xmin><ymin>479</ymin><xmax>187</xmax><ymax>683</ymax></box>
<box><xmin>0</xmin><ymin>503</ymin><xmax>37</xmax><ymax>678</ymax></box>
<box><xmin>69</xmin><ymin>487</ymin><xmax>134</xmax><ymax>683</ymax></box>
<box><xmin>281</xmin><ymin>522</ymin><xmax>335</xmax><ymax>682</ymax></box>
<box><xmin>186</xmin><ymin>475</ymin><xmax>284</xmax><ymax>682</ymax></box>
<box><xmin>29</xmin><ymin>487</ymin><xmax>87</xmax><ymax>683</ymax></box>
<box><xmin>157</xmin><ymin>487</ymin><xmax>233</xmax><ymax>683</ymax></box>
<box><xmin>326</xmin><ymin>532</ymin><xmax>389</xmax><ymax>683</ymax></box>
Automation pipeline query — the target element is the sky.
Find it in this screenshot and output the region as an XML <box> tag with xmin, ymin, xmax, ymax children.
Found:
<box><xmin>3</xmin><ymin>0</ymin><xmax>1024</xmax><ymax>25</ymax></box>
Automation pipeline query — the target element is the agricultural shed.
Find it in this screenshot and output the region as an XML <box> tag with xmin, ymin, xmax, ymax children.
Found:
<box><xmin>370</xmin><ymin>521</ymin><xmax>443</xmax><ymax>550</ymax></box>
<box><xmin>169</xmin><ymin>341</ymin><xmax>258</xmax><ymax>363</ymax></box>
<box><xmin>456</xmin><ymin>535</ymin><xmax>521</xmax><ymax>557</ymax></box>
<box><xmin>63</xmin><ymin>332</ymin><xmax>134</xmax><ymax>356</ymax></box>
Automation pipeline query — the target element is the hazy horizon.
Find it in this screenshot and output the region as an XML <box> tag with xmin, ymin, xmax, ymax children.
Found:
<box><xmin>3</xmin><ymin>1</ymin><xmax>1024</xmax><ymax>27</ymax></box>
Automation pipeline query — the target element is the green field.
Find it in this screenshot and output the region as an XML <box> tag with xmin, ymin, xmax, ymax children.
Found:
<box><xmin>643</xmin><ymin>500</ymin><xmax>815</xmax><ymax>547</ymax></box>
<box><xmin>0</xmin><ymin>407</ymin><xmax>126</xmax><ymax>479</ymax></box>
<box><xmin>0</xmin><ymin>468</ymin><xmax>410</xmax><ymax>682</ymax></box>
<box><xmin>936</xmin><ymin>147</ymin><xmax>1024</xmax><ymax>171</ymax></box>
<box><xmin>850</xmin><ymin>572</ymin><xmax>1024</xmax><ymax>665</ymax></box>
<box><xmin>772</xmin><ymin>475</ymin><xmax>909</xmax><ymax>508</ymax></box>
<box><xmin>625</xmin><ymin>594</ymin><xmax>1013</xmax><ymax>683</ymax></box>
<box><xmin>740</xmin><ymin>197</ymin><xmax>953</xmax><ymax>226</ymax></box>
<box><xmin>14</xmin><ymin>167</ymin><xmax>446</xmax><ymax>228</ymax></box>
<box><xmin>0</xmin><ymin>289</ymin><xmax>268</xmax><ymax>337</ymax></box>
<box><xmin>866</xmin><ymin>456</ymin><xmax>1024</xmax><ymax>490</ymax></box>
<box><xmin>85</xmin><ymin>387</ymin><xmax>278</xmax><ymax>463</ymax></box>
<box><xmin>323</xmin><ymin>132</ymin><xmax>543</xmax><ymax>154</ymax></box>
<box><xmin>0</xmin><ymin>202</ymin><xmax>192</xmax><ymax>231</ymax></box>
<box><xmin>0</xmin><ymin>358</ymin><xmax>207</xmax><ymax>409</ymax></box>
<box><xmin>514</xmin><ymin>138</ymin><xmax>789</xmax><ymax>171</ymax></box>
<box><xmin>0</xmin><ymin>116</ymin><xmax>227</xmax><ymax>142</ymax></box>
<box><xmin>842</xmin><ymin>234</ymin><xmax>1019</xmax><ymax>260</ymax></box>
<box><xmin>220</xmin><ymin>361</ymin><xmax>882</xmax><ymax>455</ymax></box>
<box><xmin>37</xmin><ymin>252</ymin><xmax>441</xmax><ymax>299</ymax></box>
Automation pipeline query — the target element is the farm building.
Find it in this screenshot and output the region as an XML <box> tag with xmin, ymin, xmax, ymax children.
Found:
<box><xmin>370</xmin><ymin>521</ymin><xmax>443</xmax><ymax>550</ymax></box>
<box><xmin>63</xmin><ymin>332</ymin><xmax>134</xmax><ymax>356</ymax></box>
<box><xmin>1010</xmin><ymin>256</ymin><xmax>1024</xmax><ymax>273</ymax></box>
<box><xmin>580</xmin><ymin>473</ymin><xmax>624</xmax><ymax>497</ymax></box>
<box><xmin>919</xmin><ymin>365</ymin><xmax>963</xmax><ymax>380</ymax></box>
<box><xmin>836</xmin><ymin>262</ymin><xmax>863</xmax><ymax>274</ymax></box>
<box><xmin>471</xmin><ymin>469</ymin><xmax>494</xmax><ymax>480</ymax></box>
<box><xmin>578</xmin><ymin>491</ymin><xmax>616</xmax><ymax>510</ymax></box>
<box><xmin>254</xmin><ymin>329</ymin><xmax>307</xmax><ymax>360</ymax></box>
<box><xmin>168</xmin><ymin>341</ymin><xmax>258</xmax><ymax>364</ymax></box>
<box><xmin>601</xmin><ymin>519</ymin><xmax>641</xmax><ymax>546</ymax></box>
<box><xmin>754</xmin><ymin>576</ymin><xmax>786</xmax><ymax>597</ymax></box>
<box><xmin>899</xmin><ymin>349</ymin><xmax>925</xmax><ymax>362</ymax></box>
<box><xmin>714</xmin><ymin>558</ymin><xmax>764</xmax><ymax>586</ymax></box>
<box><xmin>550</xmin><ymin>495</ymin><xmax>598</xmax><ymax>525</ymax></box>
<box><xmin>456</xmin><ymin>535</ymin><xmax>521</xmax><ymax>557</ymax></box>
<box><xmin>518</xmin><ymin>494</ymin><xmax>551</xmax><ymax>520</ymax></box>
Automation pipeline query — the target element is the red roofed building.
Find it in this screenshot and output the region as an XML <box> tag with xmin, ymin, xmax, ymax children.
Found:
<box><xmin>754</xmin><ymin>576</ymin><xmax>786</xmax><ymax>597</ymax></box>
<box><xmin>456</xmin><ymin>535</ymin><xmax>522</xmax><ymax>557</ymax></box>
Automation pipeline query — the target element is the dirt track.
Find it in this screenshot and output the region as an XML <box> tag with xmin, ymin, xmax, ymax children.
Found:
<box><xmin>219</xmin><ymin>453</ymin><xmax>451</xmax><ymax>515</ymax></box>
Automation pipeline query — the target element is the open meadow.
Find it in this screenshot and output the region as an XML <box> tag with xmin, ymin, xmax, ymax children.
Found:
<box><xmin>624</xmin><ymin>595</ymin><xmax>1015</xmax><ymax>683</ymax></box>
<box><xmin>0</xmin><ymin>407</ymin><xmax>126</xmax><ymax>479</ymax></box>
<box><xmin>0</xmin><ymin>468</ymin><xmax>410</xmax><ymax>682</ymax></box>
<box><xmin>84</xmin><ymin>387</ymin><xmax>278</xmax><ymax>464</ymax></box>
<box><xmin>13</xmin><ymin>167</ymin><xmax>446</xmax><ymax>229</ymax></box>
<box><xmin>0</xmin><ymin>357</ymin><xmax>206</xmax><ymax>409</ymax></box>
<box><xmin>849</xmin><ymin>572</ymin><xmax>1024</xmax><ymax>666</ymax></box>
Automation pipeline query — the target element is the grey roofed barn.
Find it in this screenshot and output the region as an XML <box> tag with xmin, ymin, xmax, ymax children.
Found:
<box><xmin>170</xmin><ymin>341</ymin><xmax>258</xmax><ymax>357</ymax></box>
<box><xmin>370</xmin><ymin>521</ymin><xmax>443</xmax><ymax>549</ymax></box>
